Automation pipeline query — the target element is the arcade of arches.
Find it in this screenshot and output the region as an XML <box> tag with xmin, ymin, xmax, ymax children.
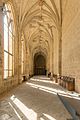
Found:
<box><xmin>0</xmin><ymin>0</ymin><xmax>80</xmax><ymax>95</ymax></box>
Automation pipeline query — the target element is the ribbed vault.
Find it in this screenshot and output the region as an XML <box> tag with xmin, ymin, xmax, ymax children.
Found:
<box><xmin>4</xmin><ymin>0</ymin><xmax>60</xmax><ymax>55</ymax></box>
<box><xmin>3</xmin><ymin>0</ymin><xmax>62</xmax><ymax>75</ymax></box>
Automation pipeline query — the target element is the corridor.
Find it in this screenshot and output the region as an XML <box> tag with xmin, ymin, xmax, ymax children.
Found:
<box><xmin>0</xmin><ymin>76</ymin><xmax>73</xmax><ymax>120</ymax></box>
<box><xmin>0</xmin><ymin>0</ymin><xmax>80</xmax><ymax>119</ymax></box>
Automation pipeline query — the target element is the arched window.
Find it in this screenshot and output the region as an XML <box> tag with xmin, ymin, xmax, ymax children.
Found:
<box><xmin>4</xmin><ymin>4</ymin><xmax>14</xmax><ymax>79</ymax></box>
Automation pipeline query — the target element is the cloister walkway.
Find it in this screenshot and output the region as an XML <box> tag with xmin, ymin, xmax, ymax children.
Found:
<box><xmin>1</xmin><ymin>76</ymin><xmax>80</xmax><ymax>120</ymax></box>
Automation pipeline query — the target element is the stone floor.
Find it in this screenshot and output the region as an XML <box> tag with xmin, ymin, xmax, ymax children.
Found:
<box><xmin>0</xmin><ymin>76</ymin><xmax>75</xmax><ymax>120</ymax></box>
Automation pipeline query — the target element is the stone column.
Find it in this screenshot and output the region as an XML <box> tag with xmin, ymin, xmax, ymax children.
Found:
<box><xmin>48</xmin><ymin>24</ymin><xmax>55</xmax><ymax>79</ymax></box>
<box><xmin>58</xmin><ymin>0</ymin><xmax>62</xmax><ymax>76</ymax></box>
<box><xmin>50</xmin><ymin>27</ymin><xmax>54</xmax><ymax>75</ymax></box>
<box><xmin>58</xmin><ymin>28</ymin><xmax>62</xmax><ymax>76</ymax></box>
<box><xmin>17</xmin><ymin>31</ymin><xmax>22</xmax><ymax>84</ymax></box>
<box><xmin>49</xmin><ymin>40</ymin><xmax>52</xmax><ymax>74</ymax></box>
<box><xmin>26</xmin><ymin>43</ymin><xmax>30</xmax><ymax>79</ymax></box>
<box><xmin>0</xmin><ymin>8</ymin><xmax>4</xmax><ymax>93</ymax></box>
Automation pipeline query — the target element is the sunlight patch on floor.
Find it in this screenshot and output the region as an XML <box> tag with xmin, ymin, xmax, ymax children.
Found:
<box><xmin>10</xmin><ymin>95</ymin><xmax>37</xmax><ymax>120</ymax></box>
<box><xmin>26</xmin><ymin>82</ymin><xmax>80</xmax><ymax>100</ymax></box>
<box><xmin>43</xmin><ymin>113</ymin><xmax>56</xmax><ymax>120</ymax></box>
<box><xmin>40</xmin><ymin>117</ymin><xmax>45</xmax><ymax>120</ymax></box>
<box><xmin>30</xmin><ymin>78</ymin><xmax>53</xmax><ymax>83</ymax></box>
<box><xmin>8</xmin><ymin>102</ymin><xmax>22</xmax><ymax>120</ymax></box>
<box><xmin>10</xmin><ymin>95</ymin><xmax>57</xmax><ymax>120</ymax></box>
<box><xmin>26</xmin><ymin>82</ymin><xmax>57</xmax><ymax>95</ymax></box>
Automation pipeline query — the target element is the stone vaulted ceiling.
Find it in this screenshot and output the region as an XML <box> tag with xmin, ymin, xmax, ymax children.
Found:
<box><xmin>5</xmin><ymin>0</ymin><xmax>61</xmax><ymax>57</ymax></box>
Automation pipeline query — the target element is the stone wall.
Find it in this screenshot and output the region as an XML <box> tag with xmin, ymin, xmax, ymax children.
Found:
<box><xmin>62</xmin><ymin>0</ymin><xmax>80</xmax><ymax>92</ymax></box>
<box><xmin>0</xmin><ymin>3</ymin><xmax>20</xmax><ymax>94</ymax></box>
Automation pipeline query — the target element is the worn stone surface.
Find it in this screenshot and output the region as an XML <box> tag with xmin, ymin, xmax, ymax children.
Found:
<box><xmin>0</xmin><ymin>76</ymin><xmax>72</xmax><ymax>120</ymax></box>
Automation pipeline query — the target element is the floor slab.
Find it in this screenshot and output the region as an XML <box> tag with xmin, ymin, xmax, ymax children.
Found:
<box><xmin>0</xmin><ymin>76</ymin><xmax>72</xmax><ymax>120</ymax></box>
